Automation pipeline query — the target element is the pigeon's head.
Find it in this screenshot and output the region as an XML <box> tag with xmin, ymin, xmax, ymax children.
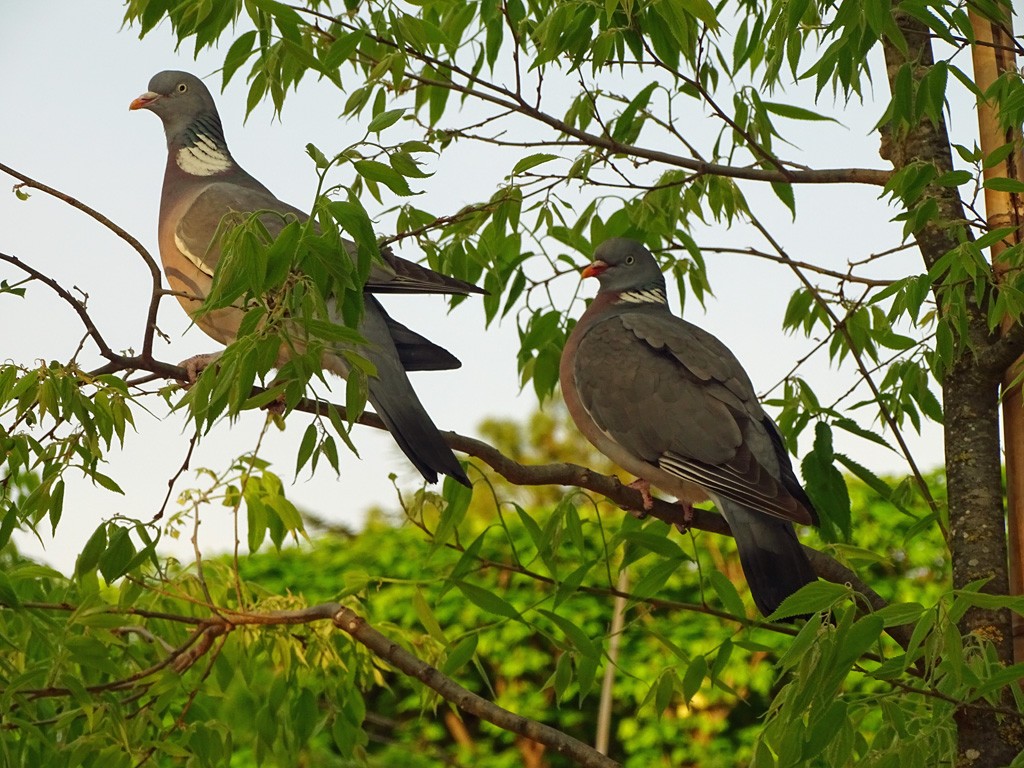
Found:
<box><xmin>582</xmin><ymin>238</ymin><xmax>666</xmax><ymax>294</ymax></box>
<box><xmin>130</xmin><ymin>71</ymin><xmax>220</xmax><ymax>138</ymax></box>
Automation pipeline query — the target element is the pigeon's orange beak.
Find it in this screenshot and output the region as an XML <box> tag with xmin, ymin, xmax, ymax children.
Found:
<box><xmin>129</xmin><ymin>91</ymin><xmax>161</xmax><ymax>111</ymax></box>
<box><xmin>581</xmin><ymin>260</ymin><xmax>609</xmax><ymax>279</ymax></box>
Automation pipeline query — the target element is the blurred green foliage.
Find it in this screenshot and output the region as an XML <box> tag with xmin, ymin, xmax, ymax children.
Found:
<box><xmin>0</xmin><ymin>409</ymin><xmax>963</xmax><ymax>768</ymax></box>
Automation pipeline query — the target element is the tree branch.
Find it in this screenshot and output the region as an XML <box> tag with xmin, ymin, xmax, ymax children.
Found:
<box><xmin>330</xmin><ymin>606</ymin><xmax>619</xmax><ymax>768</ymax></box>
<box><xmin>0</xmin><ymin>251</ymin><xmax>117</xmax><ymax>360</ymax></box>
<box><xmin>285</xmin><ymin>7</ymin><xmax>893</xmax><ymax>187</ymax></box>
<box><xmin>0</xmin><ymin>162</ymin><xmax>165</xmax><ymax>358</ymax></box>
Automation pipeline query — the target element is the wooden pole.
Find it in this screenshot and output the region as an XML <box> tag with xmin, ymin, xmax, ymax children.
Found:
<box><xmin>969</xmin><ymin>4</ymin><xmax>1024</xmax><ymax>662</ymax></box>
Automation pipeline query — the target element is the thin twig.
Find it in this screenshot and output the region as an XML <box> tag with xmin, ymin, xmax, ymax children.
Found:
<box><xmin>282</xmin><ymin>7</ymin><xmax>892</xmax><ymax>187</ymax></box>
<box><xmin>155</xmin><ymin>432</ymin><xmax>199</xmax><ymax>522</ymax></box>
<box><xmin>0</xmin><ymin>163</ymin><xmax>165</xmax><ymax>358</ymax></box>
<box><xmin>0</xmin><ymin>251</ymin><xmax>116</xmax><ymax>359</ymax></box>
<box><xmin>745</xmin><ymin>214</ymin><xmax>941</xmax><ymax>524</ymax></box>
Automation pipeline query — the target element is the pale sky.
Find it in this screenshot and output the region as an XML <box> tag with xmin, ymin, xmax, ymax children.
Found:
<box><xmin>1</xmin><ymin>1</ymin><xmax>981</xmax><ymax>571</ymax></box>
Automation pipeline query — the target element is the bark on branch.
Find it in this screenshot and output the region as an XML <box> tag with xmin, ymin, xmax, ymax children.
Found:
<box><xmin>330</xmin><ymin>606</ymin><xmax>620</xmax><ymax>768</ymax></box>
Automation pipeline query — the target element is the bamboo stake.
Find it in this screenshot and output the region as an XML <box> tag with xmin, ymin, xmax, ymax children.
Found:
<box><xmin>969</xmin><ymin>3</ymin><xmax>1024</xmax><ymax>662</ymax></box>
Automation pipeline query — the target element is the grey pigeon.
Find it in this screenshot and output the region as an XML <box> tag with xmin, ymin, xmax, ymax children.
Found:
<box><xmin>131</xmin><ymin>70</ymin><xmax>476</xmax><ymax>486</ymax></box>
<box><xmin>559</xmin><ymin>238</ymin><xmax>818</xmax><ymax>616</ymax></box>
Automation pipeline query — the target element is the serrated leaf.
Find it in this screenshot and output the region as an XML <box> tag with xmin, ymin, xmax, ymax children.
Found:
<box><xmin>873</xmin><ymin>601</ymin><xmax>926</xmax><ymax>628</ymax></box>
<box><xmin>835</xmin><ymin>614</ymin><xmax>884</xmax><ymax>667</ymax></box>
<box><xmin>511</xmin><ymin>153</ymin><xmax>559</xmax><ymax>175</ymax></box>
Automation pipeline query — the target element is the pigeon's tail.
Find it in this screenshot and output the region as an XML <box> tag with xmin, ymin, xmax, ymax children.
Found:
<box><xmin>358</xmin><ymin>298</ymin><xmax>471</xmax><ymax>487</ymax></box>
<box><xmin>717</xmin><ymin>498</ymin><xmax>817</xmax><ymax>618</ymax></box>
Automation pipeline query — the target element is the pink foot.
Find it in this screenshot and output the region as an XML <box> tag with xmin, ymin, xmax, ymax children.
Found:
<box><xmin>178</xmin><ymin>352</ymin><xmax>222</xmax><ymax>385</ymax></box>
<box><xmin>674</xmin><ymin>502</ymin><xmax>694</xmax><ymax>533</ymax></box>
<box><xmin>627</xmin><ymin>478</ymin><xmax>655</xmax><ymax>517</ymax></box>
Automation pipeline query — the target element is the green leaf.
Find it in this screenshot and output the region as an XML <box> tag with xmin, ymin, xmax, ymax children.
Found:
<box><xmin>455</xmin><ymin>580</ymin><xmax>523</xmax><ymax>621</ymax></box>
<box><xmin>432</xmin><ymin>476</ymin><xmax>472</xmax><ymax>548</ymax></box>
<box><xmin>367</xmin><ymin>108</ymin><xmax>406</xmax><ymax>133</ymax></box>
<box><xmin>801</xmin><ymin>421</ymin><xmax>851</xmax><ymax>542</ymax></box>
<box><xmin>537</xmin><ymin>609</ymin><xmax>601</xmax><ymax>658</ymax></box>
<box><xmin>630</xmin><ymin>557</ymin><xmax>684</xmax><ymax>601</ymax></box>
<box><xmin>654</xmin><ymin>670</ymin><xmax>675</xmax><ymax>715</ymax></box>
<box><xmin>835</xmin><ymin>614</ymin><xmax>884</xmax><ymax>668</ymax></box>
<box><xmin>611</xmin><ymin>81</ymin><xmax>658</xmax><ymax>143</ymax></box>
<box><xmin>803</xmin><ymin>699</ymin><xmax>847</xmax><ymax>760</ymax></box>
<box><xmin>89</xmin><ymin>470</ymin><xmax>125</xmax><ymax>495</ymax></box>
<box><xmin>441</xmin><ymin>634</ymin><xmax>478</xmax><ymax>676</ymax></box>
<box><xmin>682</xmin><ymin>654</ymin><xmax>706</xmax><ymax>704</ymax></box>
<box><xmin>99</xmin><ymin>525</ymin><xmax>136</xmax><ymax>581</ymax></box>
<box><xmin>983</xmin><ymin>142</ymin><xmax>1015</xmax><ymax>170</ymax></box>
<box><xmin>768</xmin><ymin>580</ymin><xmax>850</xmax><ymax>621</ymax></box>
<box><xmin>353</xmin><ymin>159</ymin><xmax>414</xmax><ymax>196</ymax></box>
<box><xmin>709</xmin><ymin>570</ymin><xmax>747</xmax><ymax>617</ymax></box>
<box><xmin>709</xmin><ymin>639</ymin><xmax>734</xmax><ymax>687</ymax></box>
<box><xmin>771</xmin><ymin>180</ymin><xmax>796</xmax><ymax>217</ymax></box>
<box><xmin>511</xmin><ymin>153</ymin><xmax>559</xmax><ymax>175</ymax></box>
<box><xmin>761</xmin><ymin>101</ymin><xmax>839</xmax><ymax>122</ymax></box>
<box><xmin>413</xmin><ymin>588</ymin><xmax>448</xmax><ymax>643</ymax></box>
<box><xmin>222</xmin><ymin>30</ymin><xmax>258</xmax><ymax>88</ymax></box>
<box><xmin>515</xmin><ymin>505</ymin><xmax>548</xmax><ymax>560</ymax></box>
<box><xmin>673</xmin><ymin>0</ymin><xmax>719</xmax><ymax>29</ymax></box>
<box><xmin>295</xmin><ymin>423</ymin><xmax>318</xmax><ymax>475</ymax></box>
<box><xmin>305</xmin><ymin>143</ymin><xmax>330</xmax><ymax>170</ymax></box>
<box><xmin>0</xmin><ymin>570</ymin><xmax>21</xmax><ymax>607</ymax></box>
<box><xmin>76</xmin><ymin>524</ymin><xmax>108</xmax><ymax>577</ymax></box>
<box><xmin>984</xmin><ymin>177</ymin><xmax>1024</xmax><ymax>194</ymax></box>
<box><xmin>873</xmin><ymin>601</ymin><xmax>926</xmax><ymax>628</ymax></box>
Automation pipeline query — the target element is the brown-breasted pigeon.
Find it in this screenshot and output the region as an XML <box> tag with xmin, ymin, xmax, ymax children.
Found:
<box><xmin>131</xmin><ymin>70</ymin><xmax>476</xmax><ymax>486</ymax></box>
<box><xmin>559</xmin><ymin>238</ymin><xmax>818</xmax><ymax>616</ymax></box>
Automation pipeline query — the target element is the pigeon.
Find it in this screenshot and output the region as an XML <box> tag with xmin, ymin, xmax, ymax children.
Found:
<box><xmin>131</xmin><ymin>70</ymin><xmax>476</xmax><ymax>486</ymax></box>
<box><xmin>559</xmin><ymin>238</ymin><xmax>818</xmax><ymax>616</ymax></box>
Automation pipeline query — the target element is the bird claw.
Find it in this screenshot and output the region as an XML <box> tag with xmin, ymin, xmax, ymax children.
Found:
<box><xmin>177</xmin><ymin>352</ymin><xmax>222</xmax><ymax>385</ymax></box>
<box><xmin>674</xmin><ymin>503</ymin><xmax>695</xmax><ymax>533</ymax></box>
<box><xmin>626</xmin><ymin>478</ymin><xmax>655</xmax><ymax>518</ymax></box>
<box><xmin>264</xmin><ymin>395</ymin><xmax>287</xmax><ymax>417</ymax></box>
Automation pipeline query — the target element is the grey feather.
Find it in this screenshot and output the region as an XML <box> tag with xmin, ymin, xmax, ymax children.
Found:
<box><xmin>133</xmin><ymin>69</ymin><xmax>474</xmax><ymax>486</ymax></box>
<box><xmin>561</xmin><ymin>237</ymin><xmax>819</xmax><ymax>616</ymax></box>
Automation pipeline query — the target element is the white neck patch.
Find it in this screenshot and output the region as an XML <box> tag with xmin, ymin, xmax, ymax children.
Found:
<box><xmin>619</xmin><ymin>287</ymin><xmax>667</xmax><ymax>305</ymax></box>
<box><xmin>175</xmin><ymin>132</ymin><xmax>233</xmax><ymax>176</ymax></box>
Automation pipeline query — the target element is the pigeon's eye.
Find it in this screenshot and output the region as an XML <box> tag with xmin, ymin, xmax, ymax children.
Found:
<box><xmin>177</xmin><ymin>83</ymin><xmax>188</xmax><ymax>93</ymax></box>
<box><xmin>625</xmin><ymin>256</ymin><xmax>635</xmax><ymax>265</ymax></box>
